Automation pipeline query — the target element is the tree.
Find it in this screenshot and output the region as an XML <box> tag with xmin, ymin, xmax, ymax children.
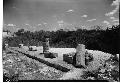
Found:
<box><xmin>14</xmin><ymin>29</ymin><xmax>25</xmax><ymax>36</ymax></box>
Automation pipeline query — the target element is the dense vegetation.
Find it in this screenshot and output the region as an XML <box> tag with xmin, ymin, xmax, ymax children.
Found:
<box><xmin>3</xmin><ymin>25</ymin><xmax>120</xmax><ymax>54</ymax></box>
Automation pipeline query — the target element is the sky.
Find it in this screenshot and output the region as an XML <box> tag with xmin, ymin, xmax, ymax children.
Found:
<box><xmin>3</xmin><ymin>0</ymin><xmax>120</xmax><ymax>32</ymax></box>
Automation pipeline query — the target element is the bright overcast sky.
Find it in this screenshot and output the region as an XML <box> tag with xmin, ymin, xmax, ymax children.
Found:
<box><xmin>3</xmin><ymin>0</ymin><xmax>120</xmax><ymax>32</ymax></box>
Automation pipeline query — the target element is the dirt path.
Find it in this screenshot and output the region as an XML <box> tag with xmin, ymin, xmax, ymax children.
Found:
<box><xmin>59</xmin><ymin>68</ymin><xmax>85</xmax><ymax>80</ymax></box>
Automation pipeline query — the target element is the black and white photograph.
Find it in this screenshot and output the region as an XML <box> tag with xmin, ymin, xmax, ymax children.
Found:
<box><xmin>3</xmin><ymin>0</ymin><xmax>120</xmax><ymax>82</ymax></box>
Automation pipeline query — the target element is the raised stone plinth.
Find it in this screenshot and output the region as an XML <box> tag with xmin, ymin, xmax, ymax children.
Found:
<box><xmin>44</xmin><ymin>52</ymin><xmax>58</xmax><ymax>58</ymax></box>
<box><xmin>63</xmin><ymin>52</ymin><xmax>76</xmax><ymax>64</ymax></box>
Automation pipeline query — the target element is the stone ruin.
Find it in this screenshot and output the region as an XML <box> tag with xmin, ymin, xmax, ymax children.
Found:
<box><xmin>21</xmin><ymin>37</ymin><xmax>93</xmax><ymax>67</ymax></box>
<box><xmin>75</xmin><ymin>44</ymin><xmax>86</xmax><ymax>67</ymax></box>
<box><xmin>43</xmin><ymin>38</ymin><xmax>50</xmax><ymax>53</ymax></box>
<box><xmin>63</xmin><ymin>52</ymin><xmax>76</xmax><ymax>64</ymax></box>
<box><xmin>42</xmin><ymin>38</ymin><xmax>58</xmax><ymax>58</ymax></box>
<box><xmin>63</xmin><ymin>44</ymin><xmax>93</xmax><ymax>68</ymax></box>
<box><xmin>42</xmin><ymin>38</ymin><xmax>93</xmax><ymax>67</ymax></box>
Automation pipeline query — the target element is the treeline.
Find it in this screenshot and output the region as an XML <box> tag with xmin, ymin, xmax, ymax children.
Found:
<box><xmin>3</xmin><ymin>25</ymin><xmax>120</xmax><ymax>54</ymax></box>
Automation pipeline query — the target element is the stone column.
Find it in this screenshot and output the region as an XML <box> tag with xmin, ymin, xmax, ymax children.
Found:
<box><xmin>43</xmin><ymin>38</ymin><xmax>50</xmax><ymax>53</ymax></box>
<box><xmin>75</xmin><ymin>44</ymin><xmax>86</xmax><ymax>67</ymax></box>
